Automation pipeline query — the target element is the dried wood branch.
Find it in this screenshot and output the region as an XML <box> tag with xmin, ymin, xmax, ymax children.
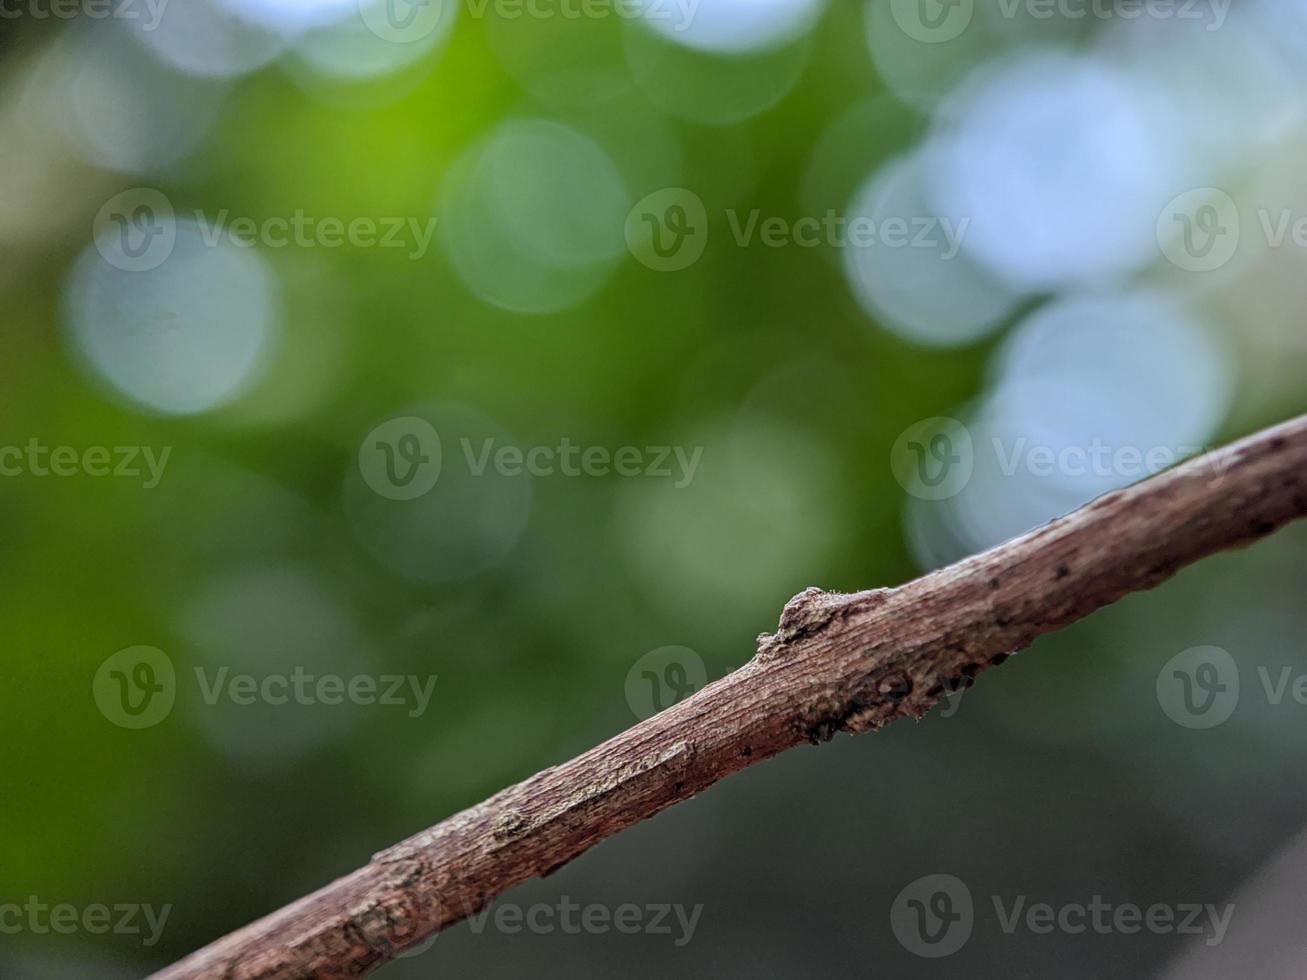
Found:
<box><xmin>154</xmin><ymin>413</ymin><xmax>1307</xmax><ymax>980</ymax></box>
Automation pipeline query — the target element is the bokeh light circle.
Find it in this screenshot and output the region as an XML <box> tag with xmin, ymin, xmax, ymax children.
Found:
<box><xmin>292</xmin><ymin>0</ymin><xmax>458</xmax><ymax>80</ymax></box>
<box><xmin>921</xmin><ymin>50</ymin><xmax>1180</xmax><ymax>292</ymax></box>
<box><xmin>634</xmin><ymin>0</ymin><xmax>826</xmax><ymax>55</ymax></box>
<box><xmin>440</xmin><ymin>119</ymin><xmax>629</xmax><ymax>313</ymax></box>
<box><xmin>46</xmin><ymin>26</ymin><xmax>228</xmax><ymax>176</ymax></box>
<box><xmin>623</xmin><ymin>19</ymin><xmax>813</xmax><ymax>125</ymax></box>
<box><xmin>124</xmin><ymin>0</ymin><xmax>288</xmax><ymax>78</ymax></box>
<box><xmin>906</xmin><ymin>289</ymin><xmax>1234</xmax><ymax>562</ymax></box>
<box><xmin>843</xmin><ymin>152</ymin><xmax>1020</xmax><ymax>346</ymax></box>
<box><xmin>65</xmin><ymin>219</ymin><xmax>280</xmax><ymax>416</ymax></box>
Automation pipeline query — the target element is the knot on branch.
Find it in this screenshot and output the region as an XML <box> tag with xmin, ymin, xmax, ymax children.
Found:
<box><xmin>757</xmin><ymin>585</ymin><xmax>895</xmax><ymax>659</ymax></box>
<box><xmin>777</xmin><ymin>587</ymin><xmax>834</xmax><ymax>640</ymax></box>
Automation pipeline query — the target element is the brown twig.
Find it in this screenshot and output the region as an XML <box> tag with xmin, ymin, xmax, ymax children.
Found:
<box><xmin>154</xmin><ymin>414</ymin><xmax>1307</xmax><ymax>980</ymax></box>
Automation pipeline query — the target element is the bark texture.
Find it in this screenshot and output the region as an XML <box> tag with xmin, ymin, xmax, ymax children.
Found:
<box><xmin>154</xmin><ymin>414</ymin><xmax>1307</xmax><ymax>980</ymax></box>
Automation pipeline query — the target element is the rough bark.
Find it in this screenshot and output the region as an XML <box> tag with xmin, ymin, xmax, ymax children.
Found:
<box><xmin>154</xmin><ymin>414</ymin><xmax>1307</xmax><ymax>980</ymax></box>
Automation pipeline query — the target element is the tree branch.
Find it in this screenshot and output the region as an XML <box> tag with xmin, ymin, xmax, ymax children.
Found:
<box><xmin>154</xmin><ymin>414</ymin><xmax>1307</xmax><ymax>980</ymax></box>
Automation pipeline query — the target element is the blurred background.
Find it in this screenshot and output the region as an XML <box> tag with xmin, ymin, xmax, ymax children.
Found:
<box><xmin>4</xmin><ymin>0</ymin><xmax>1307</xmax><ymax>976</ymax></box>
